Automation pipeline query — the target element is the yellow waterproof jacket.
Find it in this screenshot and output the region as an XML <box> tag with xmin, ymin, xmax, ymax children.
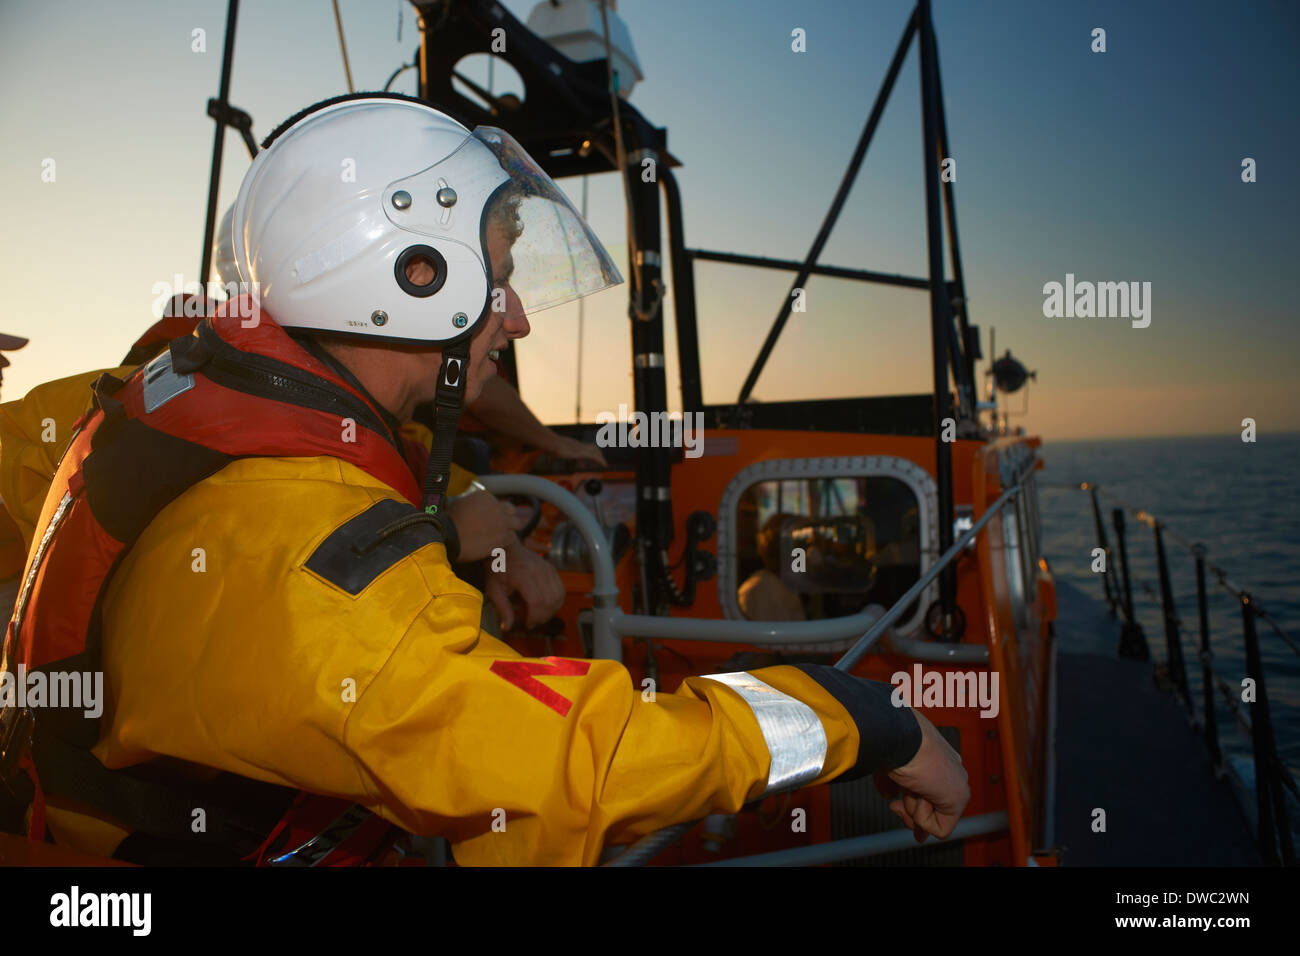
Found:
<box><xmin>0</xmin><ymin>366</ymin><xmax>133</xmax><ymax>571</ymax></box>
<box><xmin>84</xmin><ymin>454</ymin><xmax>874</xmax><ymax>865</ymax></box>
<box><xmin>4</xmin><ymin>326</ymin><xmax>897</xmax><ymax>866</ymax></box>
<box><xmin>0</xmin><ymin>366</ymin><xmax>470</xmax><ymax>555</ymax></box>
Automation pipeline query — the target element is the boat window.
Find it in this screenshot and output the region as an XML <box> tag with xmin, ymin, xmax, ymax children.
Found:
<box><xmin>735</xmin><ymin>476</ymin><xmax>922</xmax><ymax>623</ymax></box>
<box><xmin>693</xmin><ymin>267</ymin><xmax>935</xmax><ymax>405</ymax></box>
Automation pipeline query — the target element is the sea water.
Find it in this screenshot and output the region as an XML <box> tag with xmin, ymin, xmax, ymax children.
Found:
<box><xmin>1037</xmin><ymin>432</ymin><xmax>1300</xmax><ymax>788</ymax></box>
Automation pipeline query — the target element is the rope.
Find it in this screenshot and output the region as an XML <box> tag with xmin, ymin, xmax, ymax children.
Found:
<box><xmin>1213</xmin><ymin>672</ymin><xmax>1253</xmax><ymax>737</ymax></box>
<box><xmin>602</xmin><ymin>820</ymin><xmax>695</xmax><ymax>867</ymax></box>
<box><xmin>576</xmin><ymin>175</ymin><xmax>588</xmax><ymax>421</ymax></box>
<box><xmin>332</xmin><ymin>0</ymin><xmax>355</xmax><ymax>93</ymax></box>
<box><xmin>1087</xmin><ymin>486</ymin><xmax>1300</xmax><ymax>659</ymax></box>
<box><xmin>383</xmin><ymin>60</ymin><xmax>417</xmax><ymax>92</ymax></box>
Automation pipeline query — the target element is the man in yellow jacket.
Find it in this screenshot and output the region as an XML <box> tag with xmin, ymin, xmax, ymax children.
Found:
<box><xmin>0</xmin><ymin>94</ymin><xmax>967</xmax><ymax>866</ymax></box>
<box><xmin>0</xmin><ymin>303</ymin><xmax>558</xmax><ymax>632</ymax></box>
<box><xmin>0</xmin><ymin>333</ymin><xmax>31</xmax><ymax>581</ymax></box>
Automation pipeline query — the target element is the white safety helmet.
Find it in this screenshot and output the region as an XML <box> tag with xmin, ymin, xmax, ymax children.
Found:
<box><xmin>229</xmin><ymin>93</ymin><xmax>621</xmax><ymax>346</ymax></box>
<box><xmin>213</xmin><ymin>203</ymin><xmax>239</xmax><ymax>288</ymax></box>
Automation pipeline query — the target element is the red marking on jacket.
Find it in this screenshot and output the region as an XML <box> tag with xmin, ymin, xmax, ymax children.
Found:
<box><xmin>489</xmin><ymin>657</ymin><xmax>592</xmax><ymax>717</ymax></box>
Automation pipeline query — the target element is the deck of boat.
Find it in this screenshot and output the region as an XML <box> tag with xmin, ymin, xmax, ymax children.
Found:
<box><xmin>1050</xmin><ymin>578</ymin><xmax>1261</xmax><ymax>865</ymax></box>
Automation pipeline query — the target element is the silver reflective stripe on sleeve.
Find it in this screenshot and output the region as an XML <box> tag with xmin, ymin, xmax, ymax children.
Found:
<box><xmin>701</xmin><ymin>672</ymin><xmax>827</xmax><ymax>795</ymax></box>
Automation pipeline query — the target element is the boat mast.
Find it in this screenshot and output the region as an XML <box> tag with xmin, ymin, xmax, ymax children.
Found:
<box><xmin>918</xmin><ymin>0</ymin><xmax>960</xmax><ymax>637</ymax></box>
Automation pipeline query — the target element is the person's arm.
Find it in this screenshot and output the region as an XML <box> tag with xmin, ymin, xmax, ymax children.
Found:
<box><xmin>445</xmin><ymin>489</ymin><xmax>567</xmax><ymax>628</ymax></box>
<box><xmin>349</xmin><ymin>623</ymin><xmax>967</xmax><ymax>864</ymax></box>
<box><xmin>0</xmin><ymin>364</ymin><xmax>133</xmax><ymax>550</ymax></box>
<box><xmin>469</xmin><ymin>374</ymin><xmax>607</xmax><ymax>466</ymax></box>
<box><xmin>482</xmin><ymin>540</ymin><xmax>566</xmax><ymax>629</ymax></box>
<box><xmin>101</xmin><ymin>468</ymin><xmax>966</xmax><ymax>866</ymax></box>
<box><xmin>443</xmin><ymin>487</ymin><xmax>519</xmax><ymax>561</ymax></box>
<box><xmin>738</xmin><ymin>570</ymin><xmax>805</xmax><ymax>622</ymax></box>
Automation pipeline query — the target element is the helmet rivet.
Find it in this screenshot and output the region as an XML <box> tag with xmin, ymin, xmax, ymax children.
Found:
<box><xmin>391</xmin><ymin>190</ymin><xmax>412</xmax><ymax>210</ymax></box>
<box><xmin>371</xmin><ymin>310</ymin><xmax>389</xmax><ymax>326</ymax></box>
<box><xmin>453</xmin><ymin>312</ymin><xmax>468</xmax><ymax>328</ymax></box>
<box><xmin>436</xmin><ymin>186</ymin><xmax>458</xmax><ymax>208</ymax></box>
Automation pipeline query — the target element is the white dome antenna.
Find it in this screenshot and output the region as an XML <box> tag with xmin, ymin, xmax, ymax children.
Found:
<box><xmin>526</xmin><ymin>0</ymin><xmax>645</xmax><ymax>97</ymax></box>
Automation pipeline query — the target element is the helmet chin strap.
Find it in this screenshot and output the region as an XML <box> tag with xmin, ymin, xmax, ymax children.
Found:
<box><xmin>421</xmin><ymin>339</ymin><xmax>472</xmax><ymax>515</ymax></box>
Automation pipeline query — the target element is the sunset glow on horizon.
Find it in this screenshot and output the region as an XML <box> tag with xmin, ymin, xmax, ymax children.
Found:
<box><xmin>2</xmin><ymin>0</ymin><xmax>1296</xmax><ymax>442</ymax></box>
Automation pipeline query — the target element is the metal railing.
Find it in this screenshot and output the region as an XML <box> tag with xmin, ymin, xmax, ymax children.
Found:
<box><xmin>1082</xmin><ymin>482</ymin><xmax>1297</xmax><ymax>866</ymax></box>
<box><xmin>692</xmin><ymin>811</ymin><xmax>1010</xmax><ymax>867</ymax></box>
<box><xmin>482</xmin><ymin>459</ymin><xmax>1035</xmax><ymax>866</ymax></box>
<box><xmin>479</xmin><ymin>472</ymin><xmax>1027</xmax><ymax>667</ymax></box>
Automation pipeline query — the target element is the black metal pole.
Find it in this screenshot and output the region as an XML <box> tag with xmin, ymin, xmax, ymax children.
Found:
<box><xmin>1241</xmin><ymin>593</ymin><xmax>1283</xmax><ymax>864</ymax></box>
<box><xmin>1277</xmin><ymin>776</ymin><xmax>1297</xmax><ymax>866</ymax></box>
<box><xmin>1112</xmin><ymin>508</ymin><xmax>1149</xmax><ymax>660</ymax></box>
<box><xmin>1192</xmin><ymin>545</ymin><xmax>1222</xmax><ymax>773</ymax></box>
<box><xmin>200</xmin><ymin>0</ymin><xmax>241</xmax><ymax>288</ymax></box>
<box><xmin>660</xmin><ymin>167</ymin><xmax>702</xmax><ymax>414</ymax></box>
<box><xmin>926</xmin><ymin>24</ymin><xmax>975</xmax><ymax>419</ymax></box>
<box><xmin>1112</xmin><ymin>510</ymin><xmax>1133</xmax><ymax>622</ymax></box>
<box><xmin>688</xmin><ymin>249</ymin><xmax>929</xmax><ymax>290</ymax></box>
<box><xmin>1153</xmin><ymin>523</ymin><xmax>1192</xmax><ymax>715</ymax></box>
<box><xmin>1086</xmin><ymin>484</ymin><xmax>1118</xmax><ymax>616</ymax></box>
<box><xmin>918</xmin><ymin>0</ymin><xmax>957</xmax><ymax>637</ymax></box>
<box><xmin>735</xmin><ymin>7</ymin><xmax>918</xmax><ymax>405</ymax></box>
<box><xmin>621</xmin><ymin>117</ymin><xmax>672</xmax><ymax>613</ymax></box>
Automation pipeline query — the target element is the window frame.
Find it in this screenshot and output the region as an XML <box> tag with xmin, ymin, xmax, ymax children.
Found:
<box><xmin>716</xmin><ymin>455</ymin><xmax>940</xmax><ymax>646</ymax></box>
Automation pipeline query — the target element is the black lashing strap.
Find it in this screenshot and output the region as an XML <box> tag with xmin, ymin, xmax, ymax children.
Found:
<box><xmin>421</xmin><ymin>340</ymin><xmax>471</xmax><ymax>516</ymax></box>
<box><xmin>31</xmin><ymin>732</ymin><xmax>296</xmax><ymax>856</ymax></box>
<box><xmin>90</xmin><ymin>371</ymin><xmax>128</xmax><ymax>412</ymax></box>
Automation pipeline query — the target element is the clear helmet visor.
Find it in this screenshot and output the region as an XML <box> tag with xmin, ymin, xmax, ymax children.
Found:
<box><xmin>476</xmin><ymin>127</ymin><xmax>623</xmax><ymax>313</ymax></box>
<box><xmin>384</xmin><ymin>126</ymin><xmax>623</xmax><ymax>316</ymax></box>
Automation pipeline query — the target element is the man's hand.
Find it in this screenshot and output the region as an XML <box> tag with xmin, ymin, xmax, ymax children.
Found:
<box><xmin>875</xmin><ymin>711</ymin><xmax>970</xmax><ymax>842</ymax></box>
<box><xmin>444</xmin><ymin>491</ymin><xmax>520</xmax><ymax>562</ymax></box>
<box><xmin>548</xmin><ymin>434</ymin><xmax>607</xmax><ymax>468</ymax></box>
<box><xmin>483</xmin><ymin>540</ymin><xmax>566</xmax><ymax>630</ymax></box>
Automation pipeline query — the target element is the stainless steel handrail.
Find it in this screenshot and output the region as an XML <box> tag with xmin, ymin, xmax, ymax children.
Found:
<box><xmin>480</xmin><ymin>470</ymin><xmax>1030</xmax><ymax>666</ymax></box>
<box><xmin>834</xmin><ymin>478</ymin><xmax>1023</xmax><ymax>671</ymax></box>
<box><xmin>692</xmin><ymin>810</ymin><xmax>1009</xmax><ymax>867</ymax></box>
<box><xmin>482</xmin><ymin>462</ymin><xmax>1034</xmax><ymax>866</ymax></box>
<box><xmin>1085</xmin><ymin>483</ymin><xmax>1298</xmax><ymax>865</ymax></box>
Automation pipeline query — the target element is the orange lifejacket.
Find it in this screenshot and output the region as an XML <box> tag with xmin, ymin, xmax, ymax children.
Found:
<box><xmin>0</xmin><ymin>308</ymin><xmax>440</xmax><ymax>864</ymax></box>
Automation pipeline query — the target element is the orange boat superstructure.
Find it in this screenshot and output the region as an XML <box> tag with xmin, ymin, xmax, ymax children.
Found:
<box><xmin>487</xmin><ymin>425</ymin><xmax>1056</xmax><ymax>866</ymax></box>
<box><xmin>407</xmin><ymin>0</ymin><xmax>1060</xmax><ymax>866</ymax></box>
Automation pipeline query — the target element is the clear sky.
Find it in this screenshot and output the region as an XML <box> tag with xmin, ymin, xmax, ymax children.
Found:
<box><xmin>1</xmin><ymin>0</ymin><xmax>1296</xmax><ymax>440</ymax></box>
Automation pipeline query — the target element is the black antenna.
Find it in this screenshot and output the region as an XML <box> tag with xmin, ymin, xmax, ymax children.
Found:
<box><xmin>736</xmin><ymin>7</ymin><xmax>919</xmax><ymax>406</ymax></box>
<box><xmin>199</xmin><ymin>0</ymin><xmax>258</xmax><ymax>287</ymax></box>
